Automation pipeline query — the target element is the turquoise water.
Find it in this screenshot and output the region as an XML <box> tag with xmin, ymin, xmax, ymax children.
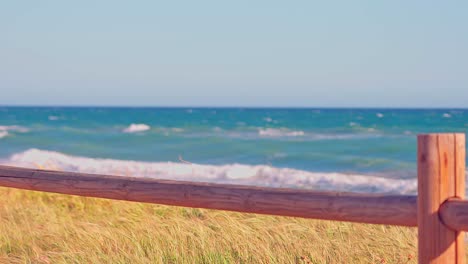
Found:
<box><xmin>1</xmin><ymin>107</ymin><xmax>467</xmax><ymax>193</ymax></box>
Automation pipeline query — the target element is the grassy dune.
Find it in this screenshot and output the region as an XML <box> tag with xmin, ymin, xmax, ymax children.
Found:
<box><xmin>0</xmin><ymin>187</ymin><xmax>420</xmax><ymax>263</ymax></box>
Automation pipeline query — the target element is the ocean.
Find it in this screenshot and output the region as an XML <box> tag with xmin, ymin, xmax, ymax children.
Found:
<box><xmin>0</xmin><ymin>107</ymin><xmax>467</xmax><ymax>194</ymax></box>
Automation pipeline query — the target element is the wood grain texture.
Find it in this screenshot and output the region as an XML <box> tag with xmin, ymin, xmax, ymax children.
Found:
<box><xmin>454</xmin><ymin>134</ymin><xmax>466</xmax><ymax>262</ymax></box>
<box><xmin>0</xmin><ymin>165</ymin><xmax>417</xmax><ymax>226</ymax></box>
<box><xmin>417</xmin><ymin>133</ymin><xmax>465</xmax><ymax>264</ymax></box>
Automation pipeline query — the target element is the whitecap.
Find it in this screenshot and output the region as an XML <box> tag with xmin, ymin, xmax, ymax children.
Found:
<box><xmin>376</xmin><ymin>113</ymin><xmax>384</xmax><ymax>118</ymax></box>
<box><xmin>258</xmin><ymin>128</ymin><xmax>305</xmax><ymax>137</ymax></box>
<box><xmin>308</xmin><ymin>133</ymin><xmax>382</xmax><ymax>140</ymax></box>
<box><xmin>443</xmin><ymin>113</ymin><xmax>451</xmax><ymax>118</ymax></box>
<box><xmin>0</xmin><ymin>125</ymin><xmax>29</xmax><ymax>133</ymax></box>
<box><xmin>123</xmin><ymin>124</ymin><xmax>151</xmax><ymax>133</ymax></box>
<box><xmin>48</xmin><ymin>115</ymin><xmax>59</xmax><ymax>121</ymax></box>
<box><xmin>0</xmin><ymin>131</ymin><xmax>8</xmax><ymax>139</ymax></box>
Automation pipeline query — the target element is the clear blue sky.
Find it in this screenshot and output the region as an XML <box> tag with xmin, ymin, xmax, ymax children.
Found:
<box><xmin>1</xmin><ymin>1</ymin><xmax>467</xmax><ymax>107</ymax></box>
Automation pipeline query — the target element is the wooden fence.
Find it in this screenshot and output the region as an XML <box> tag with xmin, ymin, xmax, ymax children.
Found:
<box><xmin>0</xmin><ymin>133</ymin><xmax>467</xmax><ymax>264</ymax></box>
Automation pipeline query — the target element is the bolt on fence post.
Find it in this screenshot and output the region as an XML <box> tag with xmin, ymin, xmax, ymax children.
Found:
<box><xmin>418</xmin><ymin>133</ymin><xmax>465</xmax><ymax>264</ymax></box>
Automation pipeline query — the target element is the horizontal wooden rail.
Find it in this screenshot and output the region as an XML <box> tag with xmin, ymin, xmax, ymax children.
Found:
<box><xmin>440</xmin><ymin>198</ymin><xmax>468</xmax><ymax>232</ymax></box>
<box><xmin>0</xmin><ymin>165</ymin><xmax>417</xmax><ymax>226</ymax></box>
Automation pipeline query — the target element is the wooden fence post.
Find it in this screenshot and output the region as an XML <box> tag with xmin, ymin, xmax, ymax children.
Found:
<box><xmin>418</xmin><ymin>133</ymin><xmax>465</xmax><ymax>264</ymax></box>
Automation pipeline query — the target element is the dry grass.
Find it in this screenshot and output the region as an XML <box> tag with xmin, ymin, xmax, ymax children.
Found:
<box><xmin>0</xmin><ymin>187</ymin><xmax>420</xmax><ymax>263</ymax></box>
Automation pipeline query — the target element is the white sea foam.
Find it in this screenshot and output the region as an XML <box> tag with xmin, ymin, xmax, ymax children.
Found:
<box><xmin>309</xmin><ymin>133</ymin><xmax>380</xmax><ymax>140</ymax></box>
<box><xmin>0</xmin><ymin>131</ymin><xmax>8</xmax><ymax>139</ymax></box>
<box><xmin>443</xmin><ymin>113</ymin><xmax>452</xmax><ymax>118</ymax></box>
<box><xmin>376</xmin><ymin>113</ymin><xmax>384</xmax><ymax>118</ymax></box>
<box><xmin>48</xmin><ymin>115</ymin><xmax>59</xmax><ymax>121</ymax></box>
<box><xmin>5</xmin><ymin>149</ymin><xmax>417</xmax><ymax>194</ymax></box>
<box><xmin>123</xmin><ymin>124</ymin><xmax>151</xmax><ymax>133</ymax></box>
<box><xmin>258</xmin><ymin>128</ymin><xmax>305</xmax><ymax>137</ymax></box>
<box><xmin>0</xmin><ymin>125</ymin><xmax>29</xmax><ymax>139</ymax></box>
<box><xmin>0</xmin><ymin>125</ymin><xmax>29</xmax><ymax>133</ymax></box>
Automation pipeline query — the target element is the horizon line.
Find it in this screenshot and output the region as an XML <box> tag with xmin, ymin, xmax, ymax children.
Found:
<box><xmin>1</xmin><ymin>105</ymin><xmax>467</xmax><ymax>110</ymax></box>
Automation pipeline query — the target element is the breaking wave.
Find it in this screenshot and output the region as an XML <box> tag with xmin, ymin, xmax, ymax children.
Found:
<box><xmin>3</xmin><ymin>149</ymin><xmax>417</xmax><ymax>194</ymax></box>
<box><xmin>123</xmin><ymin>123</ymin><xmax>151</xmax><ymax>133</ymax></box>
<box><xmin>0</xmin><ymin>125</ymin><xmax>29</xmax><ymax>139</ymax></box>
<box><xmin>258</xmin><ymin>128</ymin><xmax>305</xmax><ymax>137</ymax></box>
<box><xmin>0</xmin><ymin>131</ymin><xmax>8</xmax><ymax>139</ymax></box>
<box><xmin>0</xmin><ymin>125</ymin><xmax>29</xmax><ymax>133</ymax></box>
